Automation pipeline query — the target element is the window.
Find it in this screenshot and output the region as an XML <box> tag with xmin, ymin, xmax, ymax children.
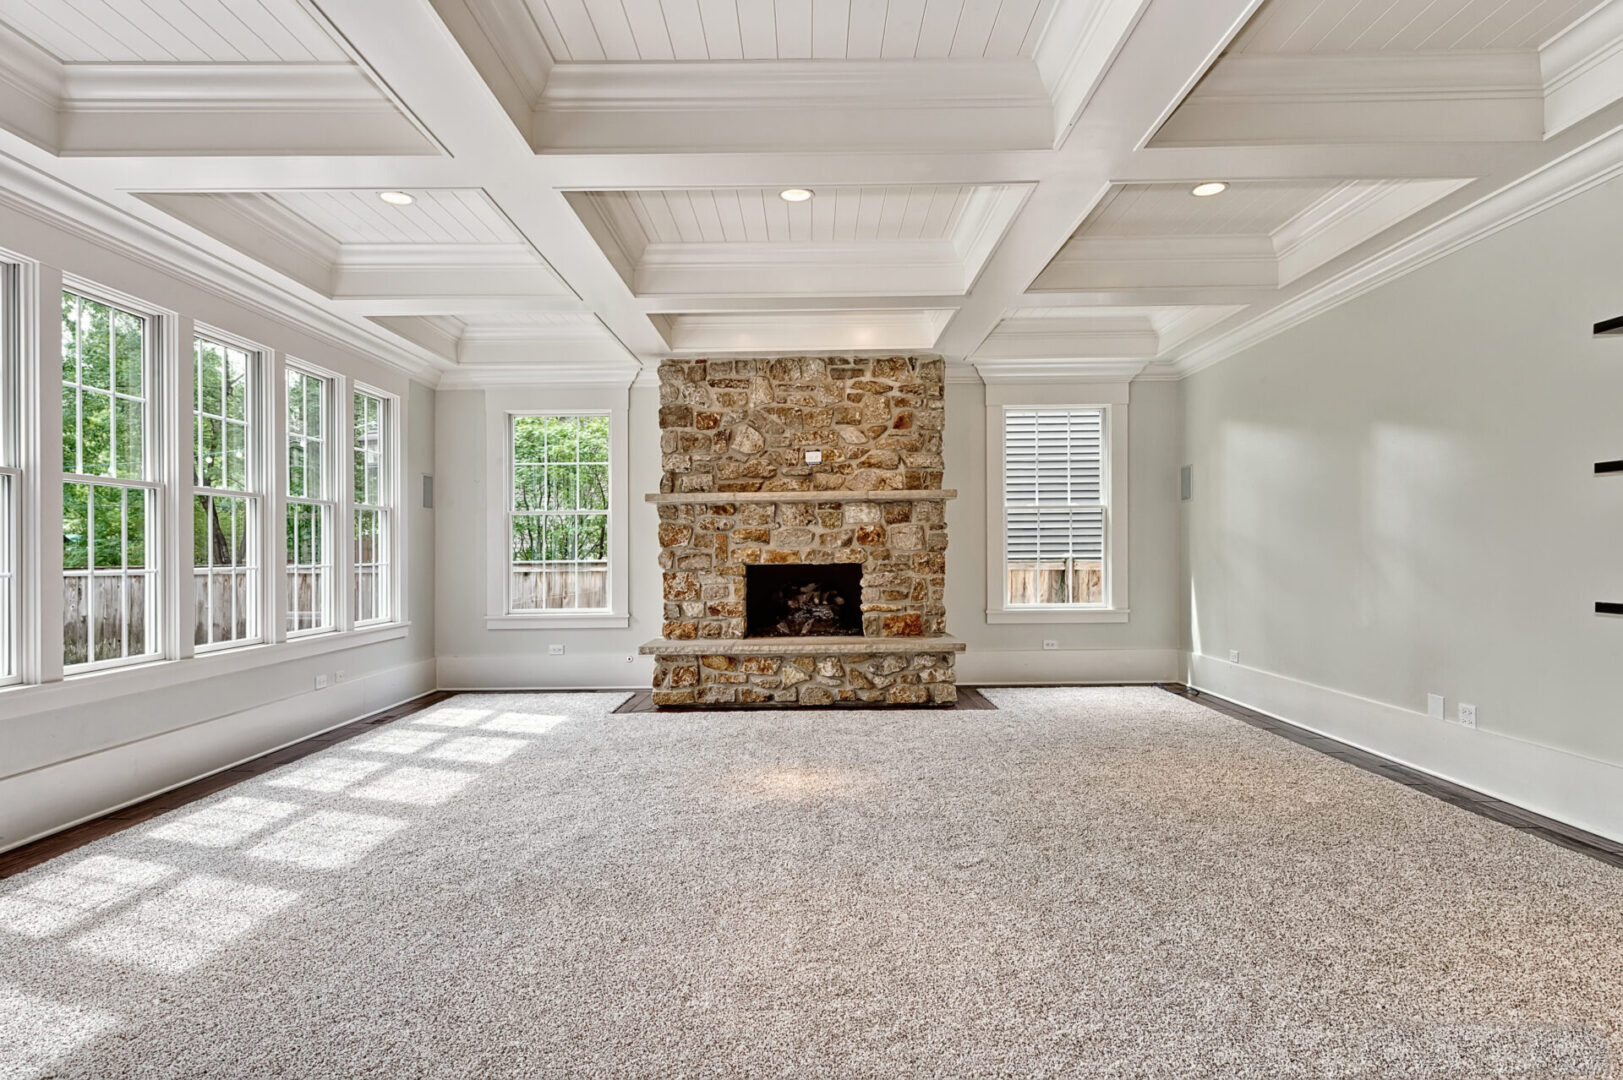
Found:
<box><xmin>193</xmin><ymin>335</ymin><xmax>259</xmax><ymax>648</ymax></box>
<box><xmin>985</xmin><ymin>389</ymin><xmax>1129</xmax><ymax>624</ymax></box>
<box><xmin>285</xmin><ymin>366</ymin><xmax>332</xmax><ymax>633</ymax></box>
<box><xmin>1004</xmin><ymin>408</ymin><xmax>1107</xmax><ymax>606</ymax></box>
<box><xmin>508</xmin><ymin>414</ymin><xmax>610</xmax><ymax>612</ymax></box>
<box><xmin>0</xmin><ymin>266</ymin><xmax>17</xmax><ymax>684</ymax></box>
<box><xmin>352</xmin><ymin>389</ymin><xmax>390</xmax><ymax>624</ymax></box>
<box><xmin>62</xmin><ymin>290</ymin><xmax>160</xmax><ymax>668</ymax></box>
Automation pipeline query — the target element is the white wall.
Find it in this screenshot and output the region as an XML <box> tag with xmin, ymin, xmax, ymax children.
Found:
<box><xmin>434</xmin><ymin>383</ymin><xmax>661</xmax><ymax>689</ymax></box>
<box><xmin>434</xmin><ymin>376</ymin><xmax>1185</xmax><ymax>688</ymax></box>
<box><xmin>946</xmin><ymin>378</ymin><xmax>1184</xmax><ymax>683</ymax></box>
<box><xmin>0</xmin><ymin>203</ymin><xmax>437</xmax><ymax>852</ymax></box>
<box><xmin>1182</xmin><ymin>173</ymin><xmax>1623</xmax><ymax>841</ymax></box>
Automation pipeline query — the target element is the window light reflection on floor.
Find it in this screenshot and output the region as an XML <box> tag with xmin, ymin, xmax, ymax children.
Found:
<box><xmin>406</xmin><ymin>706</ymin><xmax>496</xmax><ymax>728</ymax></box>
<box><xmin>475</xmin><ymin>712</ymin><xmax>570</xmax><ymax>735</ymax></box>
<box><xmin>426</xmin><ymin>736</ymin><xmax>529</xmax><ymax>765</ymax></box>
<box><xmin>68</xmin><ymin>874</ymin><xmax>298</xmax><ymax>974</ymax></box>
<box><xmin>0</xmin><ymin>856</ymin><xmax>175</xmax><ymax>940</ymax></box>
<box><xmin>145</xmin><ymin>797</ymin><xmax>301</xmax><ymax>848</ymax></box>
<box><xmin>246</xmin><ymin>810</ymin><xmax>408</xmax><ymax>870</ymax></box>
<box><xmin>0</xmin><ymin>983</ymin><xmax>118</xmax><ymax>1079</ymax></box>
<box><xmin>349</xmin><ymin>729</ymin><xmax>450</xmax><ymax>755</ymax></box>
<box><xmin>264</xmin><ymin>756</ymin><xmax>391</xmax><ymax>794</ymax></box>
<box><xmin>348</xmin><ymin>766</ymin><xmax>478</xmax><ymax>807</ymax></box>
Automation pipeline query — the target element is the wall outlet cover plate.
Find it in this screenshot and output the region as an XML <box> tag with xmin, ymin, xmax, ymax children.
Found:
<box><xmin>1427</xmin><ymin>693</ymin><xmax>1445</xmax><ymax>719</ymax></box>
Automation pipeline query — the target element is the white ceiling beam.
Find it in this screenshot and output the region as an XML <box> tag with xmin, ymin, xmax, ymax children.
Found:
<box><xmin>305</xmin><ymin>0</ymin><xmax>669</xmax><ymax>361</ymax></box>
<box><xmin>934</xmin><ymin>0</ymin><xmax>1268</xmax><ymax>361</ymax></box>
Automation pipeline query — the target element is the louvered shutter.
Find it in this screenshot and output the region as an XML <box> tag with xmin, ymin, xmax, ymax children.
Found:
<box><xmin>1004</xmin><ymin>408</ymin><xmax>1105</xmax><ymax>579</ymax></box>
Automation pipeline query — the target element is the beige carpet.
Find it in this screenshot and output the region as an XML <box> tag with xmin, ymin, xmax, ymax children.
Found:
<box><xmin>1</xmin><ymin>687</ymin><xmax>1619</xmax><ymax>1078</ymax></box>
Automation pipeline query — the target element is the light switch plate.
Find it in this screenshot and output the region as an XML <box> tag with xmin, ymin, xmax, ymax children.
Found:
<box><xmin>1427</xmin><ymin>693</ymin><xmax>1445</xmax><ymax>719</ymax></box>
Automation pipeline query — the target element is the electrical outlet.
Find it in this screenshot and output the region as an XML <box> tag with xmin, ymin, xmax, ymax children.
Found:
<box><xmin>1042</xmin><ymin>639</ymin><xmax>1058</xmax><ymax>651</ymax></box>
<box><xmin>548</xmin><ymin>644</ymin><xmax>565</xmax><ymax>656</ymax></box>
<box><xmin>1457</xmin><ymin>703</ymin><xmax>1477</xmax><ymax>728</ymax></box>
<box><xmin>1427</xmin><ymin>693</ymin><xmax>1445</xmax><ymax>719</ymax></box>
<box><xmin>314</xmin><ymin>673</ymin><xmax>329</xmax><ymax>690</ymax></box>
<box><xmin>334</xmin><ymin>669</ymin><xmax>347</xmax><ymax>683</ymax></box>
<box><xmin>1228</xmin><ymin>649</ymin><xmax>1239</xmax><ymax>664</ymax></box>
<box><xmin>804</xmin><ymin>449</ymin><xmax>823</xmax><ymax>465</ymax></box>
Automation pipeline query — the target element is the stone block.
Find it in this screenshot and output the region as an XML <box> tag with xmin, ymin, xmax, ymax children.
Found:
<box><xmin>741</xmin><ymin>657</ymin><xmax>780</xmax><ymax>675</ymax></box>
<box><xmin>701</xmin><ymin>655</ymin><xmax>737</xmax><ymax>671</ymax></box>
<box><xmin>652</xmin><ymin>690</ymin><xmax>696</xmax><ymax>706</ymax></box>
<box><xmin>798</xmin><ymin>685</ymin><xmax>836</xmax><ymax>706</ymax></box>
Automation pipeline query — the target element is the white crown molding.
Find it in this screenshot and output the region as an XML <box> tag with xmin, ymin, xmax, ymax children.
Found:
<box><xmin>950</xmin><ymin>184</ymin><xmax>1035</xmax><ymax>276</ymax></box>
<box><xmin>59</xmin><ymin>62</ymin><xmax>384</xmax><ymax>106</ymax></box>
<box><xmin>337</xmin><ymin>242</ymin><xmax>545</xmax><ymax>271</ymax></box>
<box><xmin>1172</xmin><ymin>124</ymin><xmax>1623</xmax><ymax>378</ymax></box>
<box><xmin>1153</xmin><ymin>51</ymin><xmax>1546</xmax><ymax>146</ymax></box>
<box><xmin>438</xmin><ymin>361</ymin><xmax>641</xmax><ymax>389</ymax></box>
<box><xmin>666</xmin><ymin>310</ymin><xmax>954</xmax><ymax>354</ymax></box>
<box><xmin>1038</xmin><ymin>234</ymin><xmax>1279</xmax><ymax>290</ymax></box>
<box><xmin>975</xmin><ymin>359</ymin><xmax>1147</xmax><ymax>383</ymax></box>
<box><xmin>1542</xmin><ymin>0</ymin><xmax>1623</xmax><ymax>136</ymax></box>
<box><xmin>1271</xmin><ymin>178</ymin><xmax>1470</xmax><ymax>285</ymax></box>
<box><xmin>429</xmin><ymin>0</ymin><xmax>554</xmax><ymax>107</ymax></box>
<box><xmin>539</xmin><ymin>58</ymin><xmax>1047</xmax><ymax>111</ymax></box>
<box><xmin>974</xmin><ymin>315</ymin><xmax>1160</xmax><ymax>361</ymax></box>
<box><xmin>532</xmin><ymin>59</ymin><xmax>1052</xmax><ymax>153</ymax></box>
<box><xmin>0</xmin><ymin>23</ymin><xmax>61</xmax><ymax>106</ymax></box>
<box><xmin>0</xmin><ymin>154</ymin><xmax>444</xmax><ymax>381</ymax></box>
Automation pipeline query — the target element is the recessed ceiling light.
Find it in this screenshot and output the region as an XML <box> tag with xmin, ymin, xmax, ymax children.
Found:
<box><xmin>378</xmin><ymin>191</ymin><xmax>415</xmax><ymax>206</ymax></box>
<box><xmin>1191</xmin><ymin>182</ymin><xmax>1228</xmax><ymax>198</ymax></box>
<box><xmin>779</xmin><ymin>188</ymin><xmax>814</xmax><ymax>203</ymax></box>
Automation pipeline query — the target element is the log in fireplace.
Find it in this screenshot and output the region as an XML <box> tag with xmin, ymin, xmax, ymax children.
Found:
<box><xmin>744</xmin><ymin>564</ymin><xmax>862</xmax><ymax>638</ymax></box>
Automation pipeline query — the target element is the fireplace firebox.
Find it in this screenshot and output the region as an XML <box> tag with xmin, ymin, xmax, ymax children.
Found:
<box><xmin>744</xmin><ymin>564</ymin><xmax>862</xmax><ymax>638</ymax></box>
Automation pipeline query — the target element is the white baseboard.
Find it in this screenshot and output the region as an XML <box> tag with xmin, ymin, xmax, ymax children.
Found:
<box><xmin>436</xmin><ymin>653</ymin><xmax>651</xmax><ymax>691</ymax></box>
<box><xmin>1187</xmin><ymin>652</ymin><xmax>1623</xmax><ymax>846</ymax></box>
<box><xmin>0</xmin><ymin>657</ymin><xmax>437</xmax><ymax>854</ymax></box>
<box><xmin>957</xmin><ymin>647</ymin><xmax>1181</xmax><ymax>686</ymax></box>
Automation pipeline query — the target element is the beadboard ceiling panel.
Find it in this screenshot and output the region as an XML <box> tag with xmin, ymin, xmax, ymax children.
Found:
<box><xmin>270</xmin><ymin>190</ymin><xmax>520</xmax><ymax>246</ymax></box>
<box><xmin>526</xmin><ymin>0</ymin><xmax>1058</xmax><ymax>60</ymax></box>
<box><xmin>593</xmin><ymin>186</ymin><xmax>980</xmax><ymax>245</ymax></box>
<box><xmin>0</xmin><ymin>0</ymin><xmax>351</xmax><ymax>61</ymax></box>
<box><xmin>1228</xmin><ymin>0</ymin><xmax>1603</xmax><ymax>53</ymax></box>
<box><xmin>1076</xmin><ymin>182</ymin><xmax>1359</xmax><ymax>239</ymax></box>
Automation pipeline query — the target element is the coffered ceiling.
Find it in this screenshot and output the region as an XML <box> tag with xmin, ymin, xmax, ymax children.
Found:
<box><xmin>0</xmin><ymin>0</ymin><xmax>1618</xmax><ymax>383</ymax></box>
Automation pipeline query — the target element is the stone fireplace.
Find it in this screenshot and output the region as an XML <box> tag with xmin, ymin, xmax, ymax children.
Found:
<box><xmin>638</xmin><ymin>355</ymin><xmax>964</xmax><ymax>706</ymax></box>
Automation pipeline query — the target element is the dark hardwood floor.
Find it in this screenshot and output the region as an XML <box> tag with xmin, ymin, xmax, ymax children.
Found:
<box><xmin>2</xmin><ymin>685</ymin><xmax>1617</xmax><ymax>879</ymax></box>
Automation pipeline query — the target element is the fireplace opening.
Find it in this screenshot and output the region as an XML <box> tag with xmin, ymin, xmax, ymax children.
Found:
<box><xmin>745</xmin><ymin>564</ymin><xmax>863</xmax><ymax>638</ymax></box>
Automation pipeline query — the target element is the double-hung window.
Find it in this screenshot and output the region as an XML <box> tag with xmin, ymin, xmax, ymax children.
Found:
<box><xmin>0</xmin><ymin>264</ymin><xmax>17</xmax><ymax>684</ymax></box>
<box><xmin>1004</xmin><ymin>408</ymin><xmax>1107</xmax><ymax>606</ymax></box>
<box><xmin>61</xmin><ymin>289</ymin><xmax>160</xmax><ymax>668</ymax></box>
<box><xmin>352</xmin><ymin>389</ymin><xmax>390</xmax><ymax>624</ymax></box>
<box><xmin>509</xmin><ymin>414</ymin><xmax>610</xmax><ymax>613</ymax></box>
<box><xmin>987</xmin><ymin>392</ymin><xmax>1129</xmax><ymax>624</ymax></box>
<box><xmin>285</xmin><ymin>366</ymin><xmax>333</xmax><ymax>633</ymax></box>
<box><xmin>193</xmin><ymin>335</ymin><xmax>260</xmax><ymax>648</ymax></box>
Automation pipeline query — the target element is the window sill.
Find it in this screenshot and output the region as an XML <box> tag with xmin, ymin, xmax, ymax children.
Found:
<box><xmin>486</xmin><ymin>613</ymin><xmax>630</xmax><ymax>631</ymax></box>
<box><xmin>0</xmin><ymin>622</ymin><xmax>411</xmax><ymax>713</ymax></box>
<box><xmin>986</xmin><ymin>608</ymin><xmax>1130</xmax><ymax>624</ymax></box>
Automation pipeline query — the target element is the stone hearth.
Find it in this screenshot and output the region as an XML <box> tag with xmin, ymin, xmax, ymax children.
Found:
<box><xmin>638</xmin><ymin>356</ymin><xmax>963</xmax><ymax>707</ymax></box>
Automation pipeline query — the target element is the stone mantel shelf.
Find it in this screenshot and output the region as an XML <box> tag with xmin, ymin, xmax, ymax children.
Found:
<box><xmin>640</xmin><ymin>635</ymin><xmax>966</xmax><ymax>656</ymax></box>
<box><xmin>646</xmin><ymin>489</ymin><xmax>957</xmax><ymax>505</ymax></box>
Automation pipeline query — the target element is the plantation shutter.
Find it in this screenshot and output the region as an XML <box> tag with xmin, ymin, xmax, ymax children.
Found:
<box><xmin>1004</xmin><ymin>408</ymin><xmax>1105</xmax><ymax>566</ymax></box>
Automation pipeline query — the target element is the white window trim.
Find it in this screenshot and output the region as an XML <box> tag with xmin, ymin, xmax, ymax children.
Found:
<box><xmin>984</xmin><ymin>381</ymin><xmax>1131</xmax><ymax>625</ymax></box>
<box><xmin>191</xmin><ymin>324</ymin><xmax>269</xmax><ymax>654</ymax></box>
<box><xmin>283</xmin><ymin>358</ymin><xmax>340</xmax><ymax>639</ymax></box>
<box><xmin>484</xmin><ymin>387</ymin><xmax>629</xmax><ymax>630</ymax></box>
<box><xmin>0</xmin><ymin>258</ymin><xmax>22</xmax><ymax>687</ymax></box>
<box><xmin>59</xmin><ymin>280</ymin><xmax>175</xmax><ymax>672</ymax></box>
<box><xmin>351</xmin><ymin>380</ymin><xmax>401</xmax><ymax>628</ymax></box>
